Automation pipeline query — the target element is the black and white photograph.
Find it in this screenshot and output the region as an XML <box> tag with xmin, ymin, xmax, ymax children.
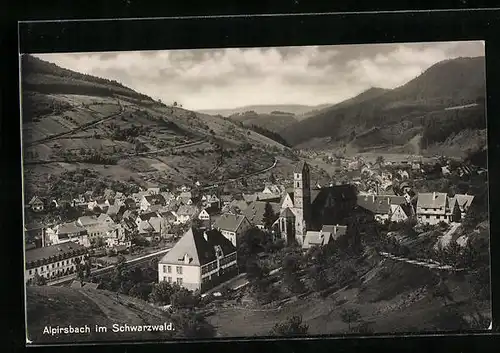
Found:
<box><xmin>21</xmin><ymin>41</ymin><xmax>491</xmax><ymax>343</ymax></box>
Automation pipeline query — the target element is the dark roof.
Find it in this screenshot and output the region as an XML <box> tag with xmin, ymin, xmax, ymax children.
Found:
<box><xmin>311</xmin><ymin>185</ymin><xmax>358</xmax><ymax>209</ymax></box>
<box><xmin>202</xmin><ymin>205</ymin><xmax>219</xmax><ymax>216</ymax></box>
<box><xmin>138</xmin><ymin>212</ymin><xmax>158</xmax><ymax>221</ymax></box>
<box><xmin>214</xmin><ymin>214</ymin><xmax>247</xmax><ymax>232</ymax></box>
<box><xmin>144</xmin><ymin>194</ymin><xmax>166</xmax><ymax>204</ymax></box>
<box><xmin>25</xmin><ymin>242</ymin><xmax>85</xmax><ymax>263</ymax></box>
<box><xmin>357</xmin><ymin>195</ymin><xmax>406</xmax><ymax>214</ymax></box>
<box><xmin>243</xmin><ymin>201</ymin><xmax>281</xmax><ymax>226</ymax></box>
<box><xmin>159</xmin><ymin>228</ymin><xmax>236</xmax><ymax>267</ymax></box>
<box><xmin>24</xmin><ymin>221</ymin><xmax>44</xmax><ymax>231</ymax></box>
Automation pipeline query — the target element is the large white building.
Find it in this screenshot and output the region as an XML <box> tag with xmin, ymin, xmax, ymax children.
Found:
<box><xmin>416</xmin><ymin>192</ymin><xmax>461</xmax><ymax>225</ymax></box>
<box><xmin>25</xmin><ymin>242</ymin><xmax>87</xmax><ymax>283</ymax></box>
<box><xmin>158</xmin><ymin>228</ymin><xmax>238</xmax><ymax>293</ymax></box>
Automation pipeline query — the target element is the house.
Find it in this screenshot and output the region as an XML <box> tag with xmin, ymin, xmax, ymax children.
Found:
<box><xmin>132</xmin><ymin>191</ymin><xmax>149</xmax><ymax>204</ymax></box>
<box><xmin>213</xmin><ymin>214</ymin><xmax>252</xmax><ymax>247</ymax></box>
<box><xmin>174</xmin><ymin>205</ymin><xmax>199</xmax><ymax>224</ymax></box>
<box><xmin>103</xmin><ymin>188</ymin><xmax>115</xmax><ymax>199</ymax></box>
<box><xmin>71</xmin><ymin>195</ymin><xmax>87</xmax><ymax>207</ymax></box>
<box><xmin>451</xmin><ymin>194</ymin><xmax>475</xmax><ymax>218</ymax></box>
<box><xmin>106</xmin><ymin>204</ymin><xmax>123</xmax><ymax>218</ymax></box>
<box><xmin>77</xmin><ymin>214</ymin><xmax>116</xmax><ymax>239</ymax></box>
<box><xmin>390</xmin><ymin>204</ymin><xmax>412</xmax><ymax>222</ymax></box>
<box><xmin>357</xmin><ymin>195</ymin><xmax>407</xmax><ymax>222</ymax></box>
<box><xmin>222</xmin><ymin>199</ymin><xmax>249</xmax><ymax>214</ymax></box>
<box><xmin>25</xmin><ymin>242</ymin><xmax>87</xmax><ymax>283</ymax></box>
<box><xmin>256</xmin><ymin>192</ymin><xmax>282</xmax><ymax>202</ymax></box>
<box><xmin>303</xmin><ymin>225</ymin><xmax>347</xmax><ymax>250</ymax></box>
<box><xmin>28</xmin><ymin>196</ymin><xmax>44</xmax><ymax>212</ymax></box>
<box><xmin>243</xmin><ymin>201</ymin><xmax>281</xmax><ymax>229</ymax></box>
<box><xmin>157</xmin><ymin>228</ymin><xmax>238</xmax><ymax>293</ymax></box>
<box><xmin>140</xmin><ymin>194</ymin><xmax>166</xmax><ymax>212</ymax></box>
<box><xmin>87</xmin><ymin>198</ymin><xmax>108</xmax><ymax>212</ymax></box>
<box><xmin>177</xmin><ymin>191</ymin><xmax>193</xmax><ymax>205</ymax></box>
<box><xmin>147</xmin><ymin>187</ymin><xmax>160</xmax><ymax>195</ymax></box>
<box><xmin>203</xmin><ymin>194</ymin><xmax>220</xmax><ymax>209</ymax></box>
<box><xmin>262</xmin><ymin>184</ymin><xmax>283</xmax><ymax>195</ymax></box>
<box><xmin>136</xmin><ymin>212</ymin><xmax>161</xmax><ymax>233</ymax></box>
<box><xmin>416</xmin><ymin>192</ymin><xmax>459</xmax><ymax>225</ymax></box>
<box><xmin>198</xmin><ymin>206</ymin><xmax>219</xmax><ymax>223</ymax></box>
<box><xmin>46</xmin><ymin>222</ymin><xmax>90</xmax><ymax>247</ymax></box>
<box><xmin>220</xmin><ymin>195</ymin><xmax>234</xmax><ymax>207</ymax></box>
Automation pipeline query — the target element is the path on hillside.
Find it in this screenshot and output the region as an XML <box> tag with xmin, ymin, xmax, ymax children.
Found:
<box><xmin>26</xmin><ymin>99</ymin><xmax>124</xmax><ymax>147</ymax></box>
<box><xmin>378</xmin><ymin>251</ymin><xmax>464</xmax><ymax>272</ymax></box>
<box><xmin>197</xmin><ymin>157</ymin><xmax>278</xmax><ymax>191</ymax></box>
<box><xmin>434</xmin><ymin>222</ymin><xmax>461</xmax><ymax>250</ymax></box>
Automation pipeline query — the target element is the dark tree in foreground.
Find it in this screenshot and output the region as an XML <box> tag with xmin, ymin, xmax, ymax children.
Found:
<box><xmin>31</xmin><ymin>273</ymin><xmax>47</xmax><ymax>286</ymax></box>
<box><xmin>263</xmin><ymin>202</ymin><xmax>277</xmax><ymax>230</ymax></box>
<box><xmin>269</xmin><ymin>315</ymin><xmax>309</xmax><ymax>336</ymax></box>
<box><xmin>340</xmin><ymin>308</ymin><xmax>361</xmax><ymax>331</ymax></box>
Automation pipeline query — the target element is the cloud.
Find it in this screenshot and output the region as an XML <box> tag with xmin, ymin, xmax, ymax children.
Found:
<box><xmin>33</xmin><ymin>41</ymin><xmax>484</xmax><ymax>110</ymax></box>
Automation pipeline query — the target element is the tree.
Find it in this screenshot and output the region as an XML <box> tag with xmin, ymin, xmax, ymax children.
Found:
<box><xmin>32</xmin><ymin>273</ymin><xmax>47</xmax><ymax>286</ymax></box>
<box><xmin>263</xmin><ymin>202</ymin><xmax>277</xmax><ymax>231</ymax></box>
<box><xmin>170</xmin><ymin>287</ymin><xmax>200</xmax><ymax>309</ymax></box>
<box><xmin>149</xmin><ymin>281</ymin><xmax>176</xmax><ymax>305</ymax></box>
<box><xmin>431</xmin><ymin>278</ymin><xmax>454</xmax><ymax>306</ymax></box>
<box><xmin>269</xmin><ymin>315</ymin><xmax>309</xmax><ymax>336</ymax></box>
<box><xmin>376</xmin><ymin>156</ymin><xmax>385</xmax><ymax>165</ymax></box>
<box><xmin>340</xmin><ymin>308</ymin><xmax>361</xmax><ymax>331</ymax></box>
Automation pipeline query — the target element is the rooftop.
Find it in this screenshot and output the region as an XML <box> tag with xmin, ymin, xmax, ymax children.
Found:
<box><xmin>159</xmin><ymin>228</ymin><xmax>236</xmax><ymax>267</ymax></box>
<box><xmin>25</xmin><ymin>242</ymin><xmax>85</xmax><ymax>263</ymax></box>
<box><xmin>214</xmin><ymin>214</ymin><xmax>247</xmax><ymax>232</ymax></box>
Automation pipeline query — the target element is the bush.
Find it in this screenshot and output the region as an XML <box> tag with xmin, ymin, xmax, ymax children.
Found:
<box><xmin>269</xmin><ymin>315</ymin><xmax>308</xmax><ymax>336</ymax></box>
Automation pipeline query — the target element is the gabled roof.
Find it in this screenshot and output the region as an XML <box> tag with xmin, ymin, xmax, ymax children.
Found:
<box><xmin>159</xmin><ymin>228</ymin><xmax>236</xmax><ymax>267</ymax></box>
<box><xmin>176</xmin><ymin>205</ymin><xmax>199</xmax><ymax>216</ymax></box>
<box><xmin>417</xmin><ymin>192</ymin><xmax>447</xmax><ymax>210</ymax></box>
<box><xmin>28</xmin><ymin>196</ymin><xmax>44</xmax><ymax>205</ymax></box>
<box><xmin>242</xmin><ymin>201</ymin><xmax>281</xmax><ymax>226</ymax></box>
<box><xmin>138</xmin><ymin>212</ymin><xmax>159</xmax><ymax>221</ymax></box>
<box><xmin>78</xmin><ymin>216</ymin><xmax>99</xmax><ymax>226</ymax></box>
<box><xmin>357</xmin><ymin>195</ymin><xmax>406</xmax><ymax>215</ymax></box>
<box><xmin>214</xmin><ymin>214</ymin><xmax>247</xmax><ymax>232</ymax></box>
<box><xmin>144</xmin><ymin>194</ymin><xmax>166</xmax><ymax>205</ymax></box>
<box><xmin>242</xmin><ymin>194</ymin><xmax>258</xmax><ymax>203</ymax></box>
<box><xmin>25</xmin><ymin>242</ymin><xmax>85</xmax><ymax>263</ymax></box>
<box><xmin>97</xmin><ymin>213</ymin><xmax>114</xmax><ymax>224</ymax></box>
<box><xmin>455</xmin><ymin>194</ymin><xmax>475</xmax><ymax>209</ymax></box>
<box><xmin>58</xmin><ymin>222</ymin><xmax>87</xmax><ymax>235</ymax></box>
<box><xmin>201</xmin><ymin>205</ymin><xmax>219</xmax><ymax>216</ymax></box>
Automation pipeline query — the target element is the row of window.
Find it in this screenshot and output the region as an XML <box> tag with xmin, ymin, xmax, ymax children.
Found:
<box><xmin>28</xmin><ymin>256</ymin><xmax>84</xmax><ymax>273</ymax></box>
<box><xmin>162</xmin><ymin>265</ymin><xmax>183</xmax><ymax>274</ymax></box>
<box><xmin>420</xmin><ymin>215</ymin><xmax>449</xmax><ymax>220</ymax></box>
<box><xmin>163</xmin><ymin>276</ymin><xmax>183</xmax><ymax>285</ymax></box>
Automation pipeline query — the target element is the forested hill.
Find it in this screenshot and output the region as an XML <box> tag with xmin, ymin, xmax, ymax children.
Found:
<box><xmin>21</xmin><ymin>54</ymin><xmax>154</xmax><ymax>101</ymax></box>
<box><xmin>280</xmin><ymin>56</ymin><xmax>486</xmax><ymax>152</ymax></box>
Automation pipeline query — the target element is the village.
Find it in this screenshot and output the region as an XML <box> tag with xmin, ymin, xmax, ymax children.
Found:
<box><xmin>24</xmin><ymin>152</ymin><xmax>484</xmax><ymax>293</ymax></box>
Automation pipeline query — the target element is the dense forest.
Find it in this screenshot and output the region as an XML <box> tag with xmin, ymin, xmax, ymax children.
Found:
<box><xmin>21</xmin><ymin>55</ymin><xmax>154</xmax><ymax>101</ymax></box>
<box><xmin>249</xmin><ymin>124</ymin><xmax>290</xmax><ymax>147</ymax></box>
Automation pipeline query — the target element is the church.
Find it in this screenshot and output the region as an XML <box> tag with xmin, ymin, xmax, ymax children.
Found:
<box><xmin>275</xmin><ymin>161</ymin><xmax>358</xmax><ymax>246</ymax></box>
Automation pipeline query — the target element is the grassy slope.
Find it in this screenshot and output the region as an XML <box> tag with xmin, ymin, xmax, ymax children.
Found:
<box><xmin>26</xmin><ymin>286</ymin><xmax>174</xmax><ymax>343</ymax></box>
<box><xmin>22</xmin><ymin>56</ymin><xmax>293</xmax><ymax>197</ymax></box>
<box><xmin>208</xmin><ymin>260</ymin><xmax>490</xmax><ymax>337</ymax></box>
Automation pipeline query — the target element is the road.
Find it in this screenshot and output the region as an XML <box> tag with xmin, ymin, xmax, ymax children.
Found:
<box><xmin>197</xmin><ymin>157</ymin><xmax>278</xmax><ymax>191</ymax></box>
<box><xmin>26</xmin><ymin>99</ymin><xmax>124</xmax><ymax>147</ymax></box>
<box><xmin>47</xmin><ymin>247</ymin><xmax>171</xmax><ymax>286</ymax></box>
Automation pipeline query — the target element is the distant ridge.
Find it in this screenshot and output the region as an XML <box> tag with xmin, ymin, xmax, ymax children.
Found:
<box><xmin>198</xmin><ymin>104</ymin><xmax>331</xmax><ymax>119</ymax></box>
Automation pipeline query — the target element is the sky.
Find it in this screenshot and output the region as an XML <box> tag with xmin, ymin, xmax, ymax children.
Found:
<box><xmin>33</xmin><ymin>41</ymin><xmax>484</xmax><ymax>111</ymax></box>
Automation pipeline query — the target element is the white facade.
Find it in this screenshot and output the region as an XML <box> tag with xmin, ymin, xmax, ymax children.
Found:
<box><xmin>390</xmin><ymin>204</ymin><xmax>409</xmax><ymax>222</ymax></box>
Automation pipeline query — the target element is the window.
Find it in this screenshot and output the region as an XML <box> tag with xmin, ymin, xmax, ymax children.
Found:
<box><xmin>167</xmin><ymin>277</ymin><xmax>172</xmax><ymax>283</ymax></box>
<box><xmin>177</xmin><ymin>278</ymin><xmax>183</xmax><ymax>285</ymax></box>
<box><xmin>167</xmin><ymin>266</ymin><xmax>172</xmax><ymax>273</ymax></box>
<box><xmin>29</xmin><ymin>270</ymin><xmax>32</xmax><ymax>275</ymax></box>
<box><xmin>176</xmin><ymin>266</ymin><xmax>183</xmax><ymax>275</ymax></box>
<box><xmin>296</xmin><ymin>182</ymin><xmax>300</xmax><ymax>187</ymax></box>
<box><xmin>163</xmin><ymin>265</ymin><xmax>167</xmax><ymax>272</ymax></box>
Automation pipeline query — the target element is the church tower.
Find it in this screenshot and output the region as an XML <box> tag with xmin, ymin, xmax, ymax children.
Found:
<box><xmin>293</xmin><ymin>161</ymin><xmax>311</xmax><ymax>245</ymax></box>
